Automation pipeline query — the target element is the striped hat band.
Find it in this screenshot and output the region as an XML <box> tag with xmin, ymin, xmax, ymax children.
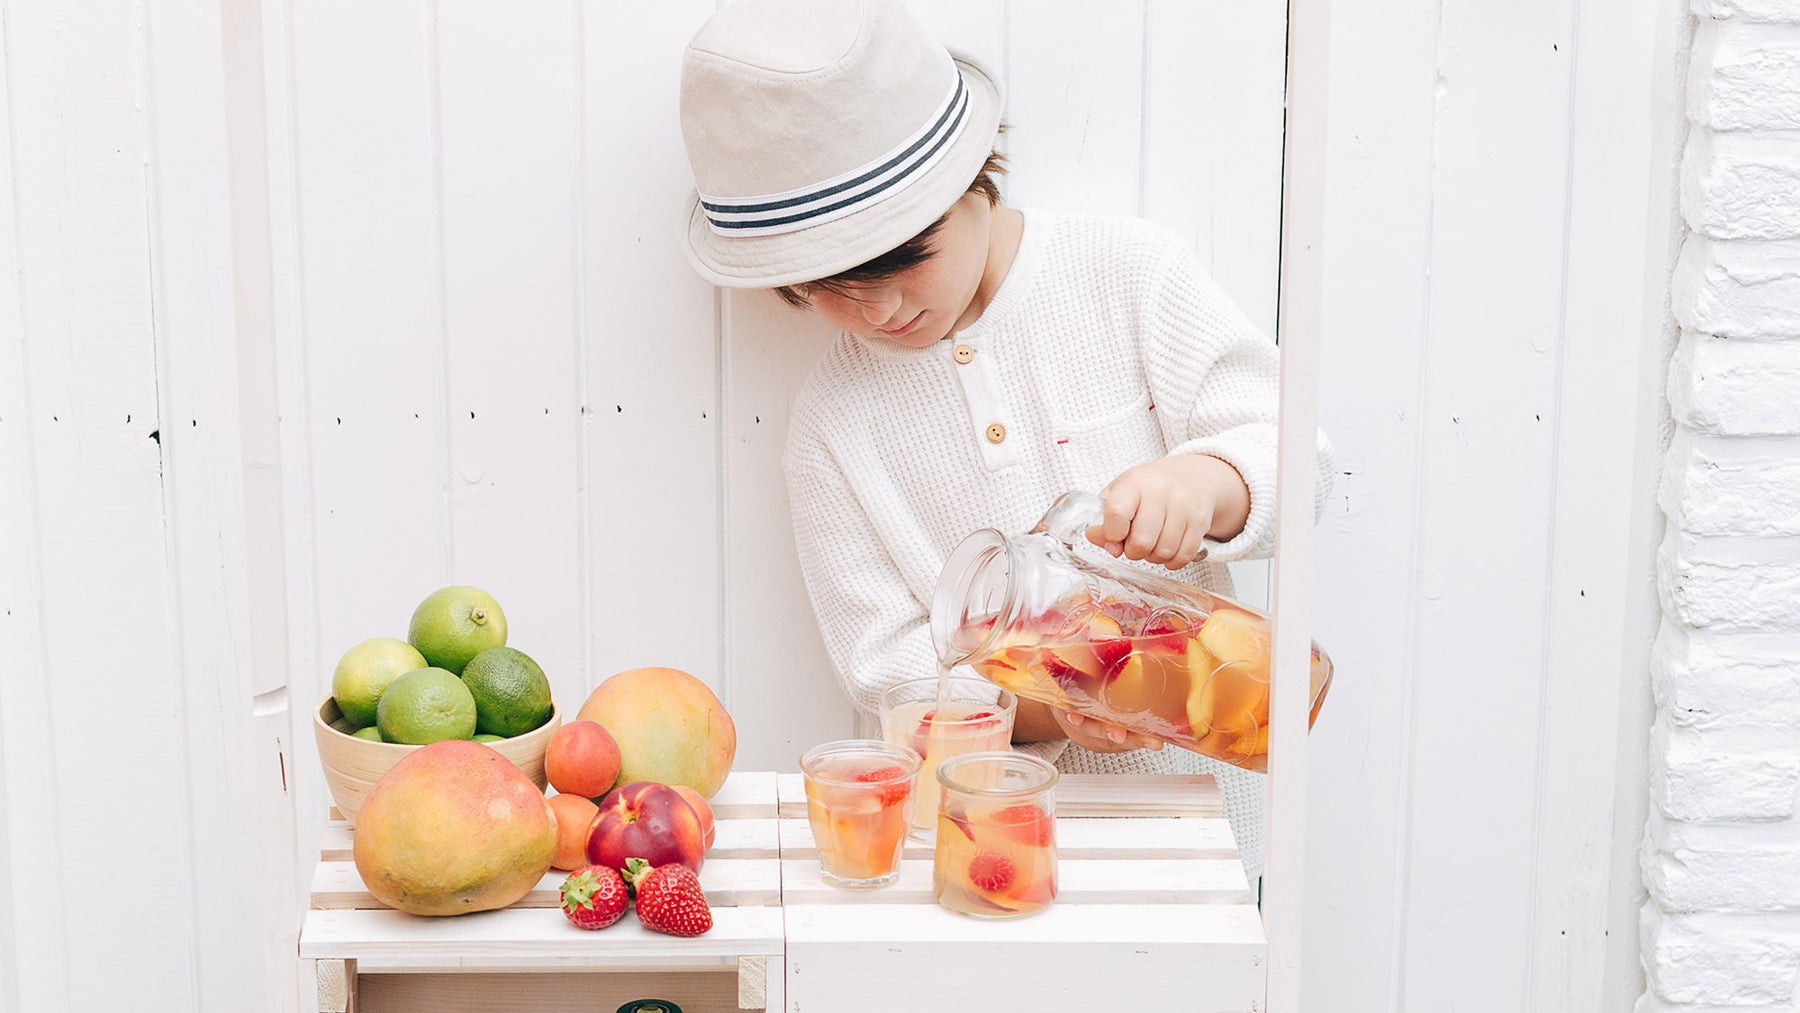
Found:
<box><xmin>697</xmin><ymin>69</ymin><xmax>970</xmax><ymax>238</ymax></box>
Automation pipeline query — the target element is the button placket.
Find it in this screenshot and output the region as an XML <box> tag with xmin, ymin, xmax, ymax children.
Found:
<box><xmin>946</xmin><ymin>335</ymin><xmax>1019</xmax><ymax>470</ymax></box>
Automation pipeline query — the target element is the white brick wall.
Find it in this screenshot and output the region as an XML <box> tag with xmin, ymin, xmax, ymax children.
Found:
<box><xmin>1643</xmin><ymin>0</ymin><xmax>1800</xmax><ymax>1007</ymax></box>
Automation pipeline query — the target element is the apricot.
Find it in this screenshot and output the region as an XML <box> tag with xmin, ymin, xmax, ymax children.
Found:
<box><xmin>546</xmin><ymin>792</ymin><xmax>600</xmax><ymax>871</ymax></box>
<box><xmin>545</xmin><ymin>720</ymin><xmax>622</xmax><ymax>798</ymax></box>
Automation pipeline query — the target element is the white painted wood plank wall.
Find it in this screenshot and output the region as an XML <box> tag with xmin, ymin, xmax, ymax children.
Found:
<box><xmin>0</xmin><ymin>1</ymin><xmax>1674</xmax><ymax>1010</ymax></box>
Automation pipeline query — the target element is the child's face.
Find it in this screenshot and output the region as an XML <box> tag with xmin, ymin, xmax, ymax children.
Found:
<box><xmin>803</xmin><ymin>194</ymin><xmax>997</xmax><ymax>348</ymax></box>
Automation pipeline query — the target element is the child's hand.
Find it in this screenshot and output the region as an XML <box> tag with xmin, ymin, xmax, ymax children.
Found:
<box><xmin>1052</xmin><ymin>708</ymin><xmax>1164</xmax><ymax>753</ymax></box>
<box><xmin>1086</xmin><ymin>454</ymin><xmax>1250</xmax><ymax>571</ymax></box>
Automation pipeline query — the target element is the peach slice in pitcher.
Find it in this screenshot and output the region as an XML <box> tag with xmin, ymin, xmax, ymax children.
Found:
<box><xmin>1197</xmin><ymin>607</ymin><xmax>1273</xmax><ymax>684</ymax></box>
<box><xmin>1100</xmin><ymin>649</ymin><xmax>1191</xmax><ymax>732</ymax></box>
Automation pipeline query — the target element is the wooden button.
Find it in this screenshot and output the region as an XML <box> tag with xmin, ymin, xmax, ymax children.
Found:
<box><xmin>953</xmin><ymin>344</ymin><xmax>975</xmax><ymax>364</ymax></box>
<box><xmin>985</xmin><ymin>423</ymin><xmax>1007</xmax><ymax>444</ymax></box>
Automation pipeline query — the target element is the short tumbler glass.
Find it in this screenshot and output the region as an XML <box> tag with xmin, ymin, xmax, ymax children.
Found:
<box><xmin>799</xmin><ymin>739</ymin><xmax>921</xmax><ymax>888</ymax></box>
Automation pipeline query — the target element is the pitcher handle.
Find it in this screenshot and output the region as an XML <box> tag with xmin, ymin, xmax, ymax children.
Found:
<box><xmin>1028</xmin><ymin>491</ymin><xmax>1107</xmax><ymax>547</ymax></box>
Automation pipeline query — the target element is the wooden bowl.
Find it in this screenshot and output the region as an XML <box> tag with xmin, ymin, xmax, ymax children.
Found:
<box><xmin>313</xmin><ymin>695</ymin><xmax>561</xmax><ymax>825</ymax></box>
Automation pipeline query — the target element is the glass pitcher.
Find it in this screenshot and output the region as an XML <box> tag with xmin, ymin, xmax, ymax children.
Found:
<box><xmin>929</xmin><ymin>492</ymin><xmax>1333</xmax><ymax>771</ymax></box>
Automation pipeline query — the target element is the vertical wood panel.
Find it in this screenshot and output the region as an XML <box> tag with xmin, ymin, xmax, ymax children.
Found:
<box><xmin>437</xmin><ymin>2</ymin><xmax>584</xmax><ymax>710</ymax></box>
<box><xmin>581</xmin><ymin>1</ymin><xmax>723</xmax><ymax>697</ymax></box>
<box><xmin>260</xmin><ymin>4</ymin><xmax>332</xmax><ymax>1008</ymax></box>
<box><xmin>1142</xmin><ymin>0</ymin><xmax>1287</xmax><ymax>612</ymax></box>
<box><xmin>0</xmin><ymin>3</ymin><xmax>195</xmax><ymax>1008</ymax></box>
<box><xmin>1303</xmin><ymin>0</ymin><xmax>1441</xmax><ymax>1008</ymax></box>
<box><xmin>0</xmin><ymin>6</ymin><xmax>60</xmax><ymax>1005</ymax></box>
<box><xmin>143</xmin><ymin>0</ymin><xmax>265</xmax><ymax>1005</ymax></box>
<box><xmin>1401</xmin><ymin>2</ymin><xmax>1579</xmax><ymax>1006</ymax></box>
<box><xmin>219</xmin><ymin>0</ymin><xmax>302</xmax><ymax>1003</ymax></box>
<box><xmin>1142</xmin><ymin>2</ymin><xmax>1286</xmax><ymax>329</ymax></box>
<box><xmin>288</xmin><ymin>0</ymin><xmax>447</xmax><ymax>709</ymax></box>
<box><xmin>1528</xmin><ymin>0</ymin><xmax>1681</xmax><ymax>1005</ymax></box>
<box><xmin>1003</xmin><ymin>0</ymin><xmax>1145</xmax><ymax>215</ymax></box>
<box><xmin>720</xmin><ymin>290</ymin><xmax>853</xmax><ymax>766</ymax></box>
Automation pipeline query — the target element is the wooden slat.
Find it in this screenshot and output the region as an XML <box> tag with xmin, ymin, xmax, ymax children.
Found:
<box><xmin>322</xmin><ymin>814</ymin><xmax>780</xmax><ymax>864</ymax></box>
<box><xmin>786</xmin><ymin>900</ymin><xmax>1262</xmax><ymax>945</ymax></box>
<box><xmin>778</xmin><ymin>816</ymin><xmax>1239</xmax><ymax>860</ymax></box>
<box><xmin>784</xmin><ymin>904</ymin><xmax>1263</xmax><ymax>1012</ymax></box>
<box><xmin>704</xmin><ymin>771</ymin><xmax>781</xmax><ymax>818</ymax></box>
<box><xmin>775</xmin><ymin>771</ymin><xmax>1224</xmax><ymax>818</ymax></box>
<box><xmin>353</xmin><ymin>969</ymin><xmax>747</xmax><ymax>1013</ymax></box>
<box><xmin>299</xmin><ymin>907</ymin><xmax>782</xmax><ymax>964</ymax></box>
<box><xmin>311</xmin><ymin>858</ymin><xmax>780</xmax><ymax>911</ymax></box>
<box><xmin>779</xmin><ymin>858</ymin><xmax>1252</xmax><ymax>906</ymax></box>
<box><xmin>322</xmin><ymin>771</ymin><xmax>780</xmax><ymax>860</ymax></box>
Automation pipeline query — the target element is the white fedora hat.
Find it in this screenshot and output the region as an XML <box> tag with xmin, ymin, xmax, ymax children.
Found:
<box><xmin>677</xmin><ymin>0</ymin><xmax>1004</xmax><ymax>289</ymax></box>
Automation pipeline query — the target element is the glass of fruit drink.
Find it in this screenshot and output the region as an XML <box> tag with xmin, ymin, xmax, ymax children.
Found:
<box><xmin>933</xmin><ymin>750</ymin><xmax>1058</xmax><ymax>919</ymax></box>
<box><xmin>799</xmin><ymin>739</ymin><xmax>920</xmax><ymax>888</ymax></box>
<box><xmin>879</xmin><ymin>676</ymin><xmax>1016</xmax><ymax>838</ymax></box>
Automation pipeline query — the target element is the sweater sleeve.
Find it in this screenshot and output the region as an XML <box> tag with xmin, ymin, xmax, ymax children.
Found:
<box><xmin>1139</xmin><ymin>232</ymin><xmax>1334</xmax><ymax>561</ymax></box>
<box><xmin>782</xmin><ymin>440</ymin><xmax>942</xmax><ymax>719</ymax></box>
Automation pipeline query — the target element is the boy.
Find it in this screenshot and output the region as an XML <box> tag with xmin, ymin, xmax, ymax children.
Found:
<box><xmin>677</xmin><ymin>0</ymin><xmax>1332</xmax><ymax>877</ymax></box>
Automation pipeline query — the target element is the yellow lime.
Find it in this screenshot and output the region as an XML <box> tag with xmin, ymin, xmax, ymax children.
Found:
<box><xmin>352</xmin><ymin>726</ymin><xmax>386</xmax><ymax>742</ymax></box>
<box><xmin>472</xmin><ymin>733</ymin><xmax>505</xmax><ymax>743</ymax></box>
<box><xmin>376</xmin><ymin>667</ymin><xmax>478</xmax><ymax>745</ymax></box>
<box><xmin>461</xmin><ymin>646</ymin><xmax>554</xmax><ymax>737</ymax></box>
<box><xmin>408</xmin><ymin>586</ymin><xmax>507</xmax><ymax>674</ymax></box>
<box><xmin>332</xmin><ymin>637</ymin><xmax>429</xmax><ymax>727</ymax></box>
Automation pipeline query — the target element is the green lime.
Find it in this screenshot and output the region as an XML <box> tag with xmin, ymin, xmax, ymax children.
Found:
<box><xmin>376</xmin><ymin>667</ymin><xmax>478</xmax><ymax>745</ymax></box>
<box><xmin>460</xmin><ymin>646</ymin><xmax>554</xmax><ymax>737</ymax></box>
<box><xmin>332</xmin><ymin>637</ymin><xmax>429</xmax><ymax>727</ymax></box>
<box><xmin>408</xmin><ymin>586</ymin><xmax>507</xmax><ymax>674</ymax></box>
<box><xmin>472</xmin><ymin>733</ymin><xmax>505</xmax><ymax>743</ymax></box>
<box><xmin>351</xmin><ymin>726</ymin><xmax>386</xmax><ymax>742</ymax></box>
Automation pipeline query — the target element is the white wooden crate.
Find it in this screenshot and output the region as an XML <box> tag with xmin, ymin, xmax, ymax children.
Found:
<box><xmin>299</xmin><ymin>771</ymin><xmax>784</xmax><ymax>1013</ymax></box>
<box><xmin>776</xmin><ymin>772</ymin><xmax>1267</xmax><ymax>1012</ymax></box>
<box><xmin>300</xmin><ymin>770</ymin><xmax>1264</xmax><ymax>1012</ymax></box>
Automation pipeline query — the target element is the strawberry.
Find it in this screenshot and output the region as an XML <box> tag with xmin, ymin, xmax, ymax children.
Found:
<box><xmin>967</xmin><ymin>851</ymin><xmax>1016</xmax><ymax>893</ymax></box>
<box><xmin>1140</xmin><ymin>610</ymin><xmax>1193</xmax><ymax>656</ymax></box>
<box><xmin>623</xmin><ymin>857</ymin><xmax>713</xmax><ymax>937</ymax></box>
<box><xmin>854</xmin><ymin>765</ymin><xmax>912</xmax><ymax>807</ymax></box>
<box><xmin>559</xmin><ymin>865</ymin><xmax>628</xmax><ymax>930</ymax></box>
<box><xmin>992</xmin><ymin>804</ymin><xmax>1055</xmax><ymax>847</ymax></box>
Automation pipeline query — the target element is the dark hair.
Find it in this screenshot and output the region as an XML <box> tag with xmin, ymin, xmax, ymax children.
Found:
<box><xmin>774</xmin><ymin>148</ymin><xmax>1008</xmax><ymax>309</ymax></box>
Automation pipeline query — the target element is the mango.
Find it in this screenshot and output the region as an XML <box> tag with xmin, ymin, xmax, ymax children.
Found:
<box><xmin>577</xmin><ymin>666</ymin><xmax>737</xmax><ymax>799</ymax></box>
<box><xmin>352</xmin><ymin>739</ymin><xmax>556</xmax><ymax>916</ymax></box>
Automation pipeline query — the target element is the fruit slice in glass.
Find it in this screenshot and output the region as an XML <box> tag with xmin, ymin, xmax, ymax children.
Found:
<box><xmin>932</xmin><ymin>750</ymin><xmax>1058</xmax><ymax>919</ymax></box>
<box><xmin>879</xmin><ymin>677</ymin><xmax>1016</xmax><ymax>837</ymax></box>
<box><xmin>799</xmin><ymin>740</ymin><xmax>921</xmax><ymax>888</ymax></box>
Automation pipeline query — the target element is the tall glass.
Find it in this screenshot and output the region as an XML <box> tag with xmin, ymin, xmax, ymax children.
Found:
<box><xmin>879</xmin><ymin>676</ymin><xmax>1016</xmax><ymax>837</ymax></box>
<box><xmin>799</xmin><ymin>739</ymin><xmax>920</xmax><ymax>888</ymax></box>
<box><xmin>933</xmin><ymin>750</ymin><xmax>1058</xmax><ymax>919</ymax></box>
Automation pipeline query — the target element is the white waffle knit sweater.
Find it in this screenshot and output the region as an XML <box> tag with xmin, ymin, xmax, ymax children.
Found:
<box><xmin>781</xmin><ymin>209</ymin><xmax>1334</xmax><ymax>877</ymax></box>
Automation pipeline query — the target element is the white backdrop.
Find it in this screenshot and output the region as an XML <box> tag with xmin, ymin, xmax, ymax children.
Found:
<box><xmin>0</xmin><ymin>0</ymin><xmax>1679</xmax><ymax>1010</ymax></box>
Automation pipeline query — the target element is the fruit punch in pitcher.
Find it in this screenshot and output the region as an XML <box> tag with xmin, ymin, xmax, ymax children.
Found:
<box><xmin>930</xmin><ymin>493</ymin><xmax>1333</xmax><ymax>771</ymax></box>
